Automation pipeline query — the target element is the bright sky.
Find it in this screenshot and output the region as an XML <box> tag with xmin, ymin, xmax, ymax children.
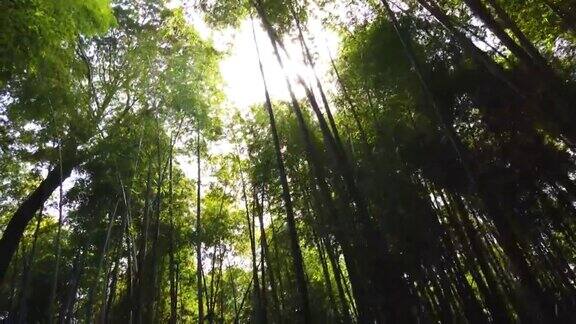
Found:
<box><xmin>178</xmin><ymin>2</ymin><xmax>341</xmax><ymax>112</ymax></box>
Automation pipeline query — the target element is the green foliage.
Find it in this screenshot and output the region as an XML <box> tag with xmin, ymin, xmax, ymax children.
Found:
<box><xmin>0</xmin><ymin>0</ymin><xmax>114</xmax><ymax>88</ymax></box>
<box><xmin>2</xmin><ymin>0</ymin><xmax>576</xmax><ymax>322</ymax></box>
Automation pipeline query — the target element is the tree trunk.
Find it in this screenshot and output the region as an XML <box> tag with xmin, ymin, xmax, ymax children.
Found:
<box><xmin>251</xmin><ymin>15</ymin><xmax>312</xmax><ymax>323</ymax></box>
<box><xmin>104</xmin><ymin>260</ymin><xmax>119</xmax><ymax>323</ymax></box>
<box><xmin>326</xmin><ymin>49</ymin><xmax>370</xmax><ymax>152</ymax></box>
<box><xmin>311</xmin><ymin>229</ymin><xmax>340</xmax><ymax>322</ymax></box>
<box><xmin>480</xmin><ymin>192</ymin><xmax>556</xmax><ymax>321</ymax></box>
<box><xmin>0</xmin><ymin>156</ymin><xmax>76</xmax><ymax>283</ymax></box>
<box><xmin>240</xmin><ymin>162</ymin><xmax>264</xmax><ymax>323</ymax></box>
<box><xmin>135</xmin><ymin>162</ymin><xmax>153</xmax><ymax>323</ymax></box>
<box><xmin>16</xmin><ymin>208</ymin><xmax>43</xmax><ymax>324</ymax></box>
<box><xmin>462</xmin><ymin>0</ymin><xmax>538</xmax><ymax>68</ymax></box>
<box><xmin>59</xmin><ymin>252</ymin><xmax>83</xmax><ymax>324</ymax></box>
<box><xmin>254</xmin><ymin>188</ymin><xmax>281</xmax><ymax>324</ymax></box>
<box><xmin>48</xmin><ymin>145</ymin><xmax>67</xmax><ymax>323</ymax></box>
<box><xmin>485</xmin><ymin>0</ymin><xmax>550</xmax><ymax>68</ymax></box>
<box><xmin>269</xmin><ymin>218</ymin><xmax>287</xmax><ymax>316</ymax></box>
<box><xmin>168</xmin><ymin>149</ymin><xmax>178</xmax><ymax>324</ymax></box>
<box><xmin>437</xmin><ymin>191</ymin><xmax>514</xmax><ymax>322</ymax></box>
<box><xmin>415</xmin><ymin>0</ymin><xmax>523</xmax><ymax>94</ymax></box>
<box><xmin>196</xmin><ymin>126</ymin><xmax>204</xmax><ymax>324</ymax></box>
<box><xmin>288</xmin><ymin>0</ymin><xmax>343</xmax><ymax>148</ymax></box>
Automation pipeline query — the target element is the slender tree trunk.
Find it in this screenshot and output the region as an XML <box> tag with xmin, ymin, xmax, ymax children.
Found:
<box><xmin>148</xmin><ymin>124</ymin><xmax>168</xmax><ymax>323</ymax></box>
<box><xmin>125</xmin><ymin>219</ymin><xmax>133</xmax><ymax>324</ymax></box>
<box><xmin>323</xmin><ymin>238</ymin><xmax>357</xmax><ymax>320</ymax></box>
<box><xmin>269</xmin><ymin>218</ymin><xmax>287</xmax><ymax>316</ymax></box>
<box><xmin>16</xmin><ymin>208</ymin><xmax>43</xmax><ymax>324</ymax></box>
<box><xmin>255</xmin><ymin>189</ymin><xmax>281</xmax><ymax>324</ymax></box>
<box><xmin>202</xmin><ymin>262</ymin><xmax>210</xmax><ymax>319</ymax></box>
<box><xmin>434</xmin><ymin>189</ymin><xmax>514</xmax><ymax>322</ymax></box>
<box><xmin>462</xmin><ymin>0</ymin><xmax>539</xmax><ymax>68</ymax></box>
<box><xmin>326</xmin><ymin>49</ymin><xmax>370</xmax><ymax>151</ymax></box>
<box><xmin>196</xmin><ymin>126</ymin><xmax>204</xmax><ymax>324</ymax></box>
<box><xmin>212</xmin><ymin>245</ymin><xmax>226</xmax><ymax>322</ymax></box>
<box><xmin>234</xmin><ymin>276</ymin><xmax>254</xmax><ymax>324</ymax></box>
<box><xmin>415</xmin><ymin>0</ymin><xmax>523</xmax><ymax>94</ymax></box>
<box><xmin>0</xmin><ymin>156</ymin><xmax>75</xmax><ymax>283</ymax></box>
<box><xmin>485</xmin><ymin>0</ymin><xmax>550</xmax><ymax>68</ymax></box>
<box><xmin>255</xmin><ymin>5</ymin><xmax>389</xmax><ymax>321</ymax></box>
<box><xmin>168</xmin><ymin>148</ymin><xmax>178</xmax><ymax>324</ymax></box>
<box><xmin>254</xmin><ymin>191</ymin><xmax>268</xmax><ymax>323</ymax></box>
<box><xmin>207</xmin><ymin>245</ymin><xmax>218</xmax><ymax>323</ymax></box>
<box><xmin>240</xmin><ymin>161</ymin><xmax>264</xmax><ymax>323</ymax></box>
<box><xmin>135</xmin><ymin>162</ymin><xmax>153</xmax><ymax>323</ymax></box>
<box><xmin>440</xmin><ymin>236</ymin><xmax>487</xmax><ymax>323</ymax></box>
<box><xmin>376</xmin><ymin>6</ymin><xmax>531</xmax><ymax>321</ymax></box>
<box><xmin>48</xmin><ymin>144</ymin><xmax>66</xmax><ymax>323</ymax></box>
<box><xmin>288</xmin><ymin>0</ymin><xmax>343</xmax><ymax>147</ymax></box>
<box><xmin>229</xmin><ymin>264</ymin><xmax>239</xmax><ymax>321</ymax></box>
<box><xmin>251</xmin><ymin>16</ymin><xmax>311</xmax><ymax>323</ymax></box>
<box><xmin>480</xmin><ymin>191</ymin><xmax>556</xmax><ymax>321</ymax></box>
<box><xmin>264</xmin><ymin>0</ymin><xmax>354</xmax><ymax>299</ymax></box>
<box><xmin>104</xmin><ymin>260</ymin><xmax>119</xmax><ymax>323</ymax></box>
<box><xmin>87</xmin><ymin>201</ymin><xmax>119</xmax><ymax>323</ymax></box>
<box><xmin>60</xmin><ymin>252</ymin><xmax>83</xmax><ymax>324</ymax></box>
<box><xmin>213</xmin><ymin>247</ymin><xmax>226</xmax><ymax>323</ymax></box>
<box><xmin>310</xmin><ymin>228</ymin><xmax>340</xmax><ymax>322</ymax></box>
<box><xmin>178</xmin><ymin>264</ymin><xmax>184</xmax><ymax>320</ymax></box>
<box><xmin>428</xmin><ymin>190</ymin><xmax>488</xmax><ymax>322</ymax></box>
<box><xmin>218</xmin><ymin>275</ymin><xmax>225</xmax><ymax>324</ymax></box>
<box><xmin>148</xmin><ymin>187</ymin><xmax>163</xmax><ymax>322</ymax></box>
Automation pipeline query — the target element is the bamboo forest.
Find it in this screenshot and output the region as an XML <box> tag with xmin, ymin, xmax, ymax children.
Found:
<box><xmin>3</xmin><ymin>0</ymin><xmax>576</xmax><ymax>323</ymax></box>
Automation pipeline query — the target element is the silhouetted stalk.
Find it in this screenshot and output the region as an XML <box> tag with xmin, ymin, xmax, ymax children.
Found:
<box><xmin>168</xmin><ymin>146</ymin><xmax>177</xmax><ymax>324</ymax></box>
<box><xmin>48</xmin><ymin>142</ymin><xmax>66</xmax><ymax>323</ymax></box>
<box><xmin>103</xmin><ymin>260</ymin><xmax>119</xmax><ymax>322</ymax></box>
<box><xmin>16</xmin><ymin>207</ymin><xmax>43</xmax><ymax>324</ymax></box>
<box><xmin>240</xmin><ymin>164</ymin><xmax>264</xmax><ymax>323</ymax></box>
<box><xmin>196</xmin><ymin>124</ymin><xmax>204</xmax><ymax>324</ymax></box>
<box><xmin>86</xmin><ymin>201</ymin><xmax>120</xmax><ymax>322</ymax></box>
<box><xmin>484</xmin><ymin>0</ymin><xmax>550</xmax><ymax>68</ymax></box>
<box><xmin>60</xmin><ymin>252</ymin><xmax>83</xmax><ymax>324</ymax></box>
<box><xmin>288</xmin><ymin>0</ymin><xmax>342</xmax><ymax>147</ymax></box>
<box><xmin>461</xmin><ymin>0</ymin><xmax>541</xmax><ymax>69</ymax></box>
<box><xmin>326</xmin><ymin>48</ymin><xmax>370</xmax><ymax>151</ymax></box>
<box><xmin>256</xmin><ymin>189</ymin><xmax>282</xmax><ymax>323</ymax></box>
<box><xmin>310</xmin><ymin>227</ymin><xmax>340</xmax><ymax>322</ymax></box>
<box><xmin>250</xmin><ymin>14</ymin><xmax>311</xmax><ymax>323</ymax></box>
<box><xmin>414</xmin><ymin>0</ymin><xmax>523</xmax><ymax>94</ymax></box>
<box><xmin>253</xmin><ymin>189</ymin><xmax>269</xmax><ymax>322</ymax></box>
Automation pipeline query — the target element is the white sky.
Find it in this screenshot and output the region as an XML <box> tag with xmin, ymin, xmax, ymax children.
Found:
<box><xmin>177</xmin><ymin>1</ymin><xmax>341</xmax><ymax>112</ymax></box>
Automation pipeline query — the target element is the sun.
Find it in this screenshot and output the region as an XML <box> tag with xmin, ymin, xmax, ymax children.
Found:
<box><xmin>175</xmin><ymin>3</ymin><xmax>341</xmax><ymax>116</ymax></box>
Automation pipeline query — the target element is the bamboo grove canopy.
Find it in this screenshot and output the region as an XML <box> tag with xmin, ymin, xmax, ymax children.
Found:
<box><xmin>1</xmin><ymin>0</ymin><xmax>576</xmax><ymax>322</ymax></box>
